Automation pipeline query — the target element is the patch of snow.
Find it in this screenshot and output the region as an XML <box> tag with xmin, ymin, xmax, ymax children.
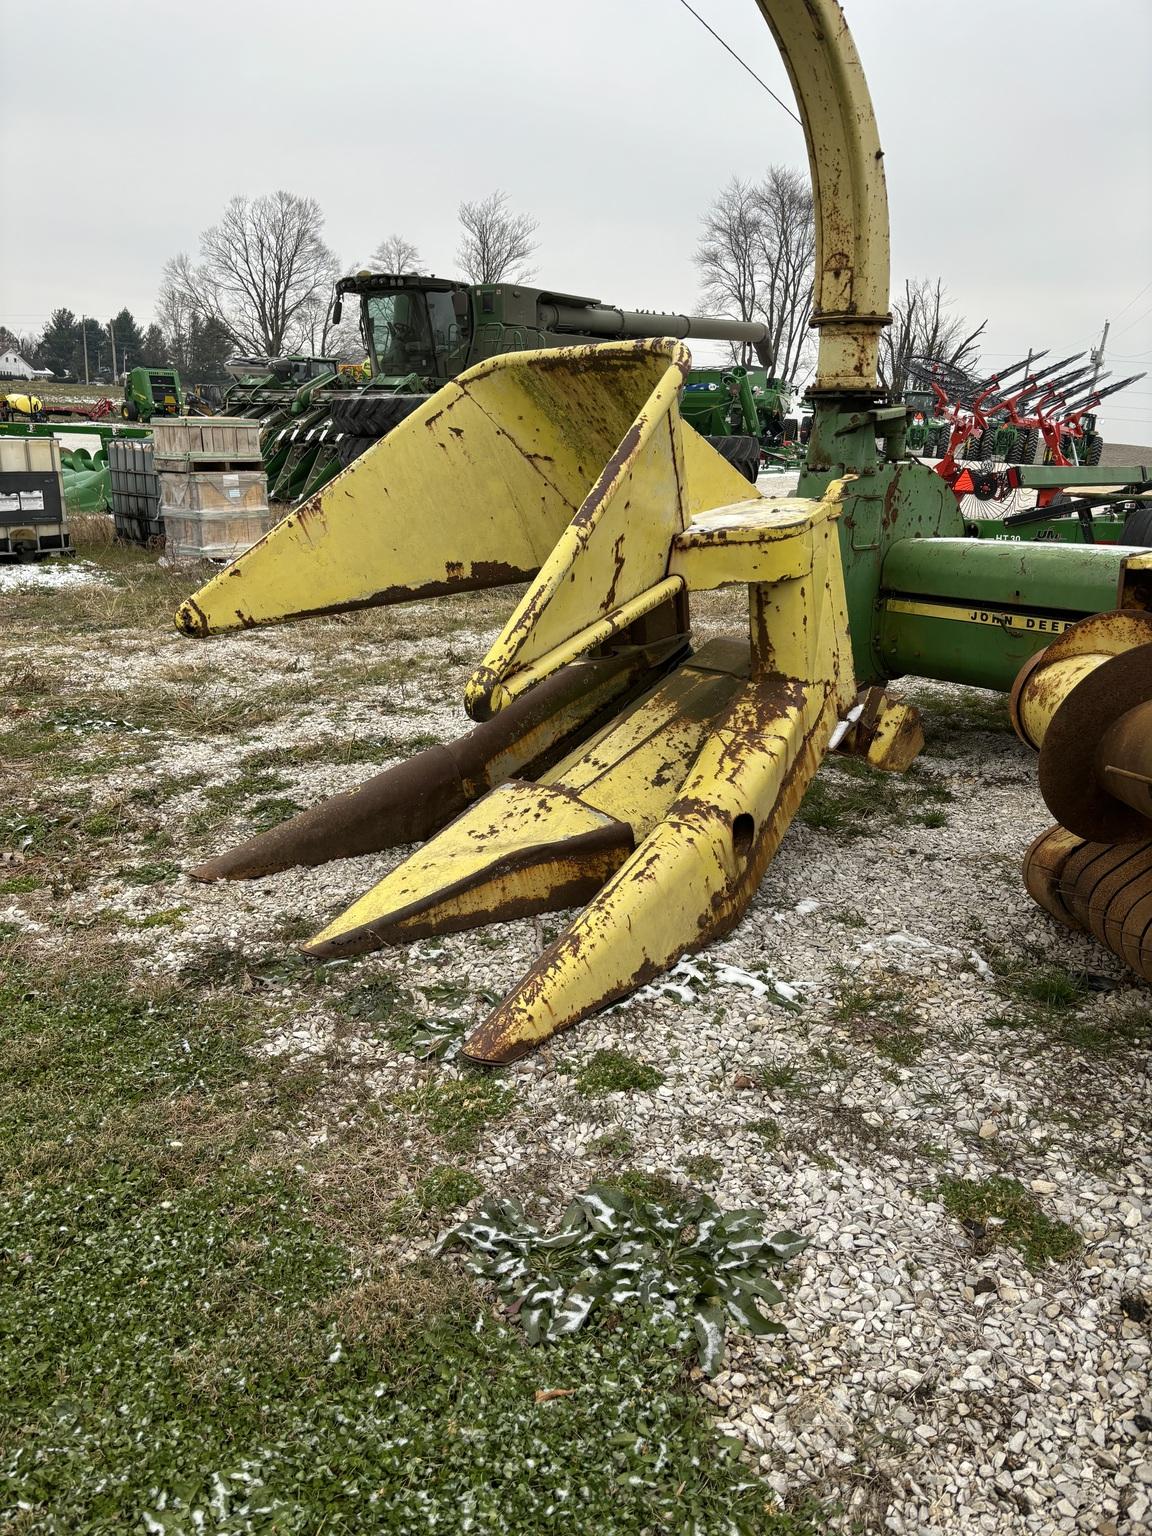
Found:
<box><xmin>0</xmin><ymin>558</ymin><xmax>112</xmax><ymax>592</ymax></box>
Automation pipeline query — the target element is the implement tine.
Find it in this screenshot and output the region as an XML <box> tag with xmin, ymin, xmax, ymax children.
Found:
<box><xmin>973</xmin><ymin>351</ymin><xmax>1049</xmax><ymax>393</ymax></box>
<box><xmin>1085</xmin><ymin>371</ymin><xmax>1147</xmax><ymax>406</ymax></box>
<box><xmin>1019</xmin><ymin>352</ymin><xmax>1087</xmax><ymax>389</ymax></box>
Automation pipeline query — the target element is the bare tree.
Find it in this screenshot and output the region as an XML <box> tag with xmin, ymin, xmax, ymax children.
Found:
<box><xmin>372</xmin><ymin>234</ymin><xmax>423</xmax><ymax>274</ymax></box>
<box><xmin>878</xmin><ymin>278</ymin><xmax>986</xmax><ymax>398</ymax></box>
<box><xmin>694</xmin><ymin>166</ymin><xmax>815</xmax><ymax>379</ymax></box>
<box><xmin>156</xmin><ymin>256</ymin><xmax>198</xmax><ymax>371</ymax></box>
<box><xmin>752</xmin><ymin>166</ymin><xmax>815</xmax><ymax>383</ymax></box>
<box><xmin>162</xmin><ymin>192</ymin><xmax>338</xmax><ymax>357</ymax></box>
<box><xmin>695</xmin><ymin>178</ymin><xmax>764</xmax><ymax>365</ymax></box>
<box><xmin>456</xmin><ymin>191</ymin><xmax>538</xmax><ymax>284</ymax></box>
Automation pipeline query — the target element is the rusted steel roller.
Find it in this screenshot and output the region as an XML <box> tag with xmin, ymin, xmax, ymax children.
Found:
<box><xmin>1024</xmin><ymin>827</ymin><xmax>1152</xmax><ymax>982</ymax></box>
<box><xmin>1010</xmin><ymin>611</ymin><xmax>1152</xmax><ymax>843</ymax></box>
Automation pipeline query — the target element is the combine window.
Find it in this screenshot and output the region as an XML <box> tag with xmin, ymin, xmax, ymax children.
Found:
<box><xmin>364</xmin><ymin>290</ymin><xmax>468</xmax><ymax>378</ymax></box>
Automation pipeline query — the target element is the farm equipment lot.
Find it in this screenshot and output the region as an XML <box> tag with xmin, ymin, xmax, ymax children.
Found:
<box><xmin>1</xmin><ymin>530</ymin><xmax>1150</xmax><ymax>1535</ymax></box>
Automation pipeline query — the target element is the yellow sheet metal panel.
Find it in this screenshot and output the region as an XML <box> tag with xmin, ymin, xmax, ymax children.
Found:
<box><xmin>864</xmin><ymin>699</ymin><xmax>925</xmax><ymax>773</ymax></box>
<box><xmin>755</xmin><ymin>0</ymin><xmax>890</xmax><ymax>390</ymax></box>
<box><xmin>545</xmin><ymin>650</ymin><xmax>749</xmax><ymax>839</ymax></box>
<box><xmin>465</xmin><ymin>349</ymin><xmax>694</xmax><ymax>717</ymax></box>
<box><xmin>176</xmin><ymin>340</ymin><xmax>681</xmax><ymax>637</ymax></box>
<box><xmin>467</xmin><ymin>577</ymin><xmax>685</xmax><ymax>720</ymax></box>
<box><xmin>670</xmin><ymin>499</ymin><xmax>818</xmax><ymax>590</ymax></box>
<box><xmin>680</xmin><ymin>425</ymin><xmax>765</xmax><ymax>517</ymax></box>
<box><xmin>303</xmin><ymin>780</ymin><xmax>632</xmax><ymax>956</ymax></box>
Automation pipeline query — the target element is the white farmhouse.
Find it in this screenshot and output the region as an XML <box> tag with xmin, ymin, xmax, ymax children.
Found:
<box><xmin>0</xmin><ymin>349</ymin><xmax>34</xmax><ymax>379</ymax></box>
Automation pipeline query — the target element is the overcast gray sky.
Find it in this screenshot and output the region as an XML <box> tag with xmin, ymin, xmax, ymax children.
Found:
<box><xmin>2</xmin><ymin>0</ymin><xmax>1150</xmax><ymax>441</ymax></box>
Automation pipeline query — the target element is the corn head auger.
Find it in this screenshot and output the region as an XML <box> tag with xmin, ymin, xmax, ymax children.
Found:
<box><xmin>174</xmin><ymin>0</ymin><xmax>1152</xmax><ymax>1062</ymax></box>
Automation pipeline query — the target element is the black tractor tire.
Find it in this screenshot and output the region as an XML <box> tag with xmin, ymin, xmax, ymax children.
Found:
<box><xmin>705</xmin><ymin>433</ymin><xmax>761</xmax><ymax>483</ymax></box>
<box><xmin>336</xmin><ymin>435</ymin><xmax>379</xmax><ymax>470</ymax></box>
<box><xmin>1011</xmin><ymin>428</ymin><xmax>1040</xmax><ymax>465</ymax></box>
<box><xmin>122</xmin><ymin>400</ymin><xmax>139</xmax><ymax>422</ymax></box>
<box><xmin>781</xmin><ymin>416</ymin><xmax>800</xmax><ymax>441</ymax></box>
<box><xmin>1084</xmin><ymin>432</ymin><xmax>1104</xmax><ymax>466</ymax></box>
<box><xmin>1121</xmin><ymin>506</ymin><xmax>1152</xmax><ymax>546</ymax></box>
<box><xmin>328</xmin><ymin>393</ymin><xmax>426</xmax><ymax>439</ymax></box>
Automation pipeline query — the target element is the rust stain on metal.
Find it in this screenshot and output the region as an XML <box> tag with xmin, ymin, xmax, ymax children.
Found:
<box><xmin>1024</xmin><ymin>825</ymin><xmax>1152</xmax><ymax>982</ymax></box>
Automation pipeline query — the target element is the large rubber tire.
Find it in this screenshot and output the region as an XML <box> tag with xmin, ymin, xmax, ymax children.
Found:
<box><xmin>1085</xmin><ymin>433</ymin><xmax>1104</xmax><ymax>466</ymax></box>
<box><xmin>336</xmin><ymin>435</ymin><xmax>378</xmax><ymax>470</ymax></box>
<box><xmin>781</xmin><ymin>416</ymin><xmax>799</xmax><ymax>441</ymax></box>
<box><xmin>1121</xmin><ymin>506</ymin><xmax>1152</xmax><ymax>546</ymax></box>
<box><xmin>705</xmin><ymin>433</ymin><xmax>761</xmax><ymax>483</ymax></box>
<box><xmin>328</xmin><ymin>393</ymin><xmax>426</xmax><ymax>438</ymax></box>
<box><xmin>1011</xmin><ymin>428</ymin><xmax>1040</xmax><ymax>465</ymax></box>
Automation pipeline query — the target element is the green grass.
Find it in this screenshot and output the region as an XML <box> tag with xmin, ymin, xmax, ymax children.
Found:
<box><xmin>832</xmin><ymin>977</ymin><xmax>925</xmax><ymax>1065</ymax></box>
<box><xmin>683</xmin><ymin>1153</ymin><xmax>724</xmax><ymax>1181</ymax></box>
<box><xmin>759</xmin><ymin>1064</ymin><xmax>808</xmax><ymax>1094</ymax></box>
<box><xmin>797</xmin><ymin>757</ymin><xmax>906</xmax><ymax>836</ymax></box>
<box><xmin>600</xmin><ymin>1169</ymin><xmax>686</xmax><ymax>1206</ymax></box>
<box><xmin>1001</xmin><ymin>962</ymin><xmax>1090</xmax><ymax>1011</ymax></box>
<box><xmin>931</xmin><ymin>1176</ymin><xmax>1080</xmax><ymax>1269</ymax></box>
<box><xmin>395</xmin><ymin>1073</ymin><xmax>517</xmax><ymax>1153</ymax></box>
<box><xmin>0</xmin><ymin>872</ymin><xmax>44</xmax><ymax>894</ymax></box>
<box><xmin>589</xmin><ymin>1128</ymin><xmax>636</xmax><ymax>1159</ymax></box>
<box><xmin>240</xmin><ymin>732</ymin><xmax>441</xmax><ymax>772</ymax></box>
<box><xmin>0</xmin><ymin>944</ymin><xmax>812</xmax><ymax>1535</ymax></box>
<box><xmin>797</xmin><ymin>754</ymin><xmax>954</xmax><ymax>838</ymax></box>
<box><xmin>413</xmin><ymin>1163</ymin><xmax>484</xmax><ymax>1214</ymax></box>
<box><xmin>573</xmin><ymin>1049</ymin><xmax>666</xmax><ymax>1098</ymax></box>
<box><xmin>749</xmin><ymin>1118</ymin><xmax>783</xmax><ymax>1148</ymax></box>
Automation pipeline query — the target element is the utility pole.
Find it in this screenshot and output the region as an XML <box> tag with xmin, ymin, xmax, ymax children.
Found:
<box><xmin>81</xmin><ymin>315</ymin><xmax>89</xmax><ymax>384</ymax></box>
<box><xmin>109</xmin><ymin>321</ymin><xmax>117</xmax><ymax>382</ymax></box>
<box><xmin>1089</xmin><ymin>319</ymin><xmax>1109</xmax><ymax>393</ymax></box>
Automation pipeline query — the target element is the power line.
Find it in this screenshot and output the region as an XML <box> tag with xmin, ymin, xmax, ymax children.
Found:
<box><xmin>1113</xmin><ymin>301</ymin><xmax>1152</xmax><ymax>337</ymax></box>
<box><xmin>1110</xmin><ymin>279</ymin><xmax>1152</xmax><ymax>325</ymax></box>
<box><xmin>674</xmin><ymin>0</ymin><xmax>802</xmax><ymax>126</ymax></box>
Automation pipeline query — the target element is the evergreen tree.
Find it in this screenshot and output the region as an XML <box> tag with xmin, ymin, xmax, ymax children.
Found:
<box><xmin>74</xmin><ymin>316</ymin><xmax>108</xmax><ymax>381</ymax></box>
<box><xmin>108</xmin><ymin>308</ymin><xmax>146</xmax><ymax>375</ymax></box>
<box><xmin>38</xmin><ymin>308</ymin><xmax>80</xmax><ymax>377</ymax></box>
<box><xmin>187</xmin><ymin>314</ymin><xmax>233</xmax><ymax>382</ymax></box>
<box><xmin>140</xmin><ymin>323</ymin><xmax>168</xmax><ymax>368</ymax></box>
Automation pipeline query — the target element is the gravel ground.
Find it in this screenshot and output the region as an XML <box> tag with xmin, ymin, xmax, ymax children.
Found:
<box><xmin>2</xmin><ymin>539</ymin><xmax>1150</xmax><ymax>1536</ymax></box>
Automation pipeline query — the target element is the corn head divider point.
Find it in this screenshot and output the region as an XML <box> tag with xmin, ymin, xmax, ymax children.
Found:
<box><xmin>176</xmin><ymin>0</ymin><xmax>1150</xmax><ymax>1059</ymax></box>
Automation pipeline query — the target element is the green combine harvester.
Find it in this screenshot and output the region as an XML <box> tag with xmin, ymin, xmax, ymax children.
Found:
<box><xmin>219</xmin><ymin>274</ymin><xmax>779</xmax><ymax>504</ymax></box>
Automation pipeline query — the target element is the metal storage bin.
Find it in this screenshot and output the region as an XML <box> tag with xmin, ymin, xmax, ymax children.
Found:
<box><xmin>107</xmin><ymin>437</ymin><xmax>162</xmax><ymax>543</ymax></box>
<box><xmin>0</xmin><ymin>437</ymin><xmax>71</xmax><ymax>558</ymax></box>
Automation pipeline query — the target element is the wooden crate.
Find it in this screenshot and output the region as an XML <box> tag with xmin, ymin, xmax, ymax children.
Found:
<box><xmin>162</xmin><ymin>506</ymin><xmax>276</xmax><ymax>563</ymax></box>
<box><xmin>151</xmin><ymin>417</ymin><xmax>263</xmax><ymax>464</ymax></box>
<box><xmin>160</xmin><ymin>465</ymin><xmax>273</xmax><ymax>562</ymax></box>
<box><xmin>159</xmin><ymin>468</ymin><xmax>269</xmax><ymax>514</ymax></box>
